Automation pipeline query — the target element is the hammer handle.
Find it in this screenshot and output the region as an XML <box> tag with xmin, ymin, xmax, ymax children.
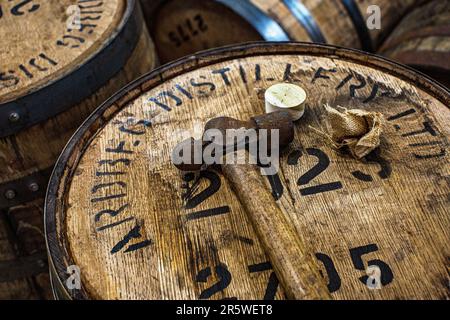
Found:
<box><xmin>222</xmin><ymin>152</ymin><xmax>331</xmax><ymax>300</ymax></box>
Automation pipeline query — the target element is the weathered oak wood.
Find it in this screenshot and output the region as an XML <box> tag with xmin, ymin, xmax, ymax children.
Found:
<box><xmin>0</xmin><ymin>0</ymin><xmax>157</xmax><ymax>299</ymax></box>
<box><xmin>46</xmin><ymin>43</ymin><xmax>449</xmax><ymax>300</ymax></box>
<box><xmin>141</xmin><ymin>0</ymin><xmax>421</xmax><ymax>63</ymax></box>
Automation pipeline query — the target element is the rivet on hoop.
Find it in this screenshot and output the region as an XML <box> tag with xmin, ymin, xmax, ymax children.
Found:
<box><xmin>4</xmin><ymin>189</ymin><xmax>16</xmax><ymax>200</ymax></box>
<box><xmin>8</xmin><ymin>112</ymin><xmax>21</xmax><ymax>123</ymax></box>
<box><xmin>37</xmin><ymin>260</ymin><xmax>46</xmax><ymax>268</ymax></box>
<box><xmin>28</xmin><ymin>182</ymin><xmax>39</xmax><ymax>193</ymax></box>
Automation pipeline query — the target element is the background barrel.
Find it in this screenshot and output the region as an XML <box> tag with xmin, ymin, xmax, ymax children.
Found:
<box><xmin>45</xmin><ymin>43</ymin><xmax>449</xmax><ymax>300</ymax></box>
<box><xmin>0</xmin><ymin>0</ymin><xmax>157</xmax><ymax>299</ymax></box>
<box><xmin>140</xmin><ymin>0</ymin><xmax>422</xmax><ymax>63</ymax></box>
<box><xmin>379</xmin><ymin>0</ymin><xmax>450</xmax><ymax>88</ymax></box>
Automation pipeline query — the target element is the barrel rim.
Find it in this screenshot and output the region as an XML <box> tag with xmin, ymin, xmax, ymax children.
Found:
<box><xmin>44</xmin><ymin>41</ymin><xmax>450</xmax><ymax>300</ymax></box>
<box><xmin>0</xmin><ymin>0</ymin><xmax>142</xmax><ymax>138</ymax></box>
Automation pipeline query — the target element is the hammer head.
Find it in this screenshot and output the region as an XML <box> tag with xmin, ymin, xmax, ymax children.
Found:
<box><xmin>172</xmin><ymin>111</ymin><xmax>294</xmax><ymax>172</ymax></box>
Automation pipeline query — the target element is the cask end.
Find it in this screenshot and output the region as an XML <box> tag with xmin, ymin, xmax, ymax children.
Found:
<box><xmin>379</xmin><ymin>0</ymin><xmax>450</xmax><ymax>88</ymax></box>
<box><xmin>0</xmin><ymin>0</ymin><xmax>157</xmax><ymax>298</ymax></box>
<box><xmin>141</xmin><ymin>0</ymin><xmax>421</xmax><ymax>63</ymax></box>
<box><xmin>46</xmin><ymin>43</ymin><xmax>450</xmax><ymax>300</ymax></box>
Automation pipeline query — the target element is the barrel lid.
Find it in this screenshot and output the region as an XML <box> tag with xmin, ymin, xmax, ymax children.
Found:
<box><xmin>46</xmin><ymin>43</ymin><xmax>450</xmax><ymax>300</ymax></box>
<box><xmin>0</xmin><ymin>0</ymin><xmax>140</xmax><ymax>137</ymax></box>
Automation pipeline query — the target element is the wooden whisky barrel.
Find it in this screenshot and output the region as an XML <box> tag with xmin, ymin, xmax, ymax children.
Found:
<box><xmin>45</xmin><ymin>43</ymin><xmax>449</xmax><ymax>300</ymax></box>
<box><xmin>379</xmin><ymin>0</ymin><xmax>450</xmax><ymax>88</ymax></box>
<box><xmin>0</xmin><ymin>0</ymin><xmax>157</xmax><ymax>299</ymax></box>
<box><xmin>141</xmin><ymin>0</ymin><xmax>421</xmax><ymax>63</ymax></box>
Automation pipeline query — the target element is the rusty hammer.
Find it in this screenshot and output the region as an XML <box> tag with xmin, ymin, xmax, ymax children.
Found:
<box><xmin>172</xmin><ymin>111</ymin><xmax>331</xmax><ymax>300</ymax></box>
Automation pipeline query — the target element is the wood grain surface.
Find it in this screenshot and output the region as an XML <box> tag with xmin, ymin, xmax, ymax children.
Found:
<box><xmin>46</xmin><ymin>43</ymin><xmax>450</xmax><ymax>300</ymax></box>
<box><xmin>0</xmin><ymin>0</ymin><xmax>124</xmax><ymax>102</ymax></box>
<box><xmin>0</xmin><ymin>0</ymin><xmax>157</xmax><ymax>299</ymax></box>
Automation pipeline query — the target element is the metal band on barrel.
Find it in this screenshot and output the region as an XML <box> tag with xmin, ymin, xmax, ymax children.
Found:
<box><xmin>0</xmin><ymin>0</ymin><xmax>142</xmax><ymax>138</ymax></box>
<box><xmin>283</xmin><ymin>0</ymin><xmax>326</xmax><ymax>43</ymax></box>
<box><xmin>0</xmin><ymin>167</ymin><xmax>53</xmax><ymax>209</ymax></box>
<box><xmin>341</xmin><ymin>0</ymin><xmax>374</xmax><ymax>52</ymax></box>
<box><xmin>216</xmin><ymin>0</ymin><xmax>290</xmax><ymax>41</ymax></box>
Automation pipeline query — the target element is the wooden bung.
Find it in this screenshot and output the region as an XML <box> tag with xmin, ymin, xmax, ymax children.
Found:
<box><xmin>379</xmin><ymin>0</ymin><xmax>450</xmax><ymax>88</ymax></box>
<box><xmin>0</xmin><ymin>0</ymin><xmax>157</xmax><ymax>299</ymax></box>
<box><xmin>140</xmin><ymin>0</ymin><xmax>422</xmax><ymax>63</ymax></box>
<box><xmin>45</xmin><ymin>43</ymin><xmax>449</xmax><ymax>300</ymax></box>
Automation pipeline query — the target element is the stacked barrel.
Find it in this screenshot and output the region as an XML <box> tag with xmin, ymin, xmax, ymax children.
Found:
<box><xmin>140</xmin><ymin>0</ymin><xmax>424</xmax><ymax>63</ymax></box>
<box><xmin>0</xmin><ymin>0</ymin><xmax>157</xmax><ymax>299</ymax></box>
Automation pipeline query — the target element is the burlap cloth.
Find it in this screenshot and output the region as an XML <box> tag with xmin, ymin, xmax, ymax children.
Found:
<box><xmin>311</xmin><ymin>104</ymin><xmax>384</xmax><ymax>159</ymax></box>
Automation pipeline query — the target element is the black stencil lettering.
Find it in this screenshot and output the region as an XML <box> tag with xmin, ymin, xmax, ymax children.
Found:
<box><xmin>94</xmin><ymin>204</ymin><xmax>129</xmax><ymax>222</ymax></box>
<box><xmin>99</xmin><ymin>159</ymin><xmax>131</xmax><ymax>166</ymax></box>
<box><xmin>248</xmin><ymin>262</ymin><xmax>279</xmax><ymax>300</ymax></box>
<box><xmin>402</xmin><ymin>121</ymin><xmax>437</xmax><ymax>137</ymax></box>
<box><xmin>362</xmin><ymin>83</ymin><xmax>379</xmax><ymax>103</ymax></box>
<box><xmin>195</xmin><ymin>14</ymin><xmax>207</xmax><ymax>32</ymax></box>
<box><xmin>387</xmin><ymin>108</ymin><xmax>416</xmax><ymax>121</ymax></box>
<box><xmin>105</xmin><ymin>141</ymin><xmax>133</xmax><ymax>154</ymax></box>
<box><xmin>409</xmin><ymin>141</ymin><xmax>441</xmax><ymax>148</ymax></box>
<box><xmin>183</xmin><ymin>171</ymin><xmax>221</xmax><ymax>209</ymax></box>
<box><xmin>263</xmin><ymin>272</ymin><xmax>279</xmax><ymax>300</ymax></box>
<box><xmin>186</xmin><ymin>206</ymin><xmax>230</xmax><ymax>221</ymax></box>
<box><xmin>0</xmin><ymin>72</ymin><xmax>20</xmax><ymax>88</ymax></box>
<box><xmin>190</xmin><ymin>76</ymin><xmax>216</xmax><ymax>95</ymax></box>
<box><xmin>91</xmin><ymin>182</ymin><xmax>126</xmax><ymax>194</ymax></box>
<box><xmin>312</xmin><ymin>67</ymin><xmax>336</xmax><ymax>83</ymax></box>
<box><xmin>315</xmin><ymin>253</ymin><xmax>341</xmax><ymax>293</ymax></box>
<box><xmin>177</xmin><ymin>24</ymin><xmax>190</xmax><ymax>42</ymax></box>
<box><xmin>287</xmin><ymin>149</ymin><xmax>302</xmax><ymax>165</ymax></box>
<box><xmin>91</xmin><ymin>193</ymin><xmax>126</xmax><ymax>203</ymax></box>
<box><xmin>196</xmin><ymin>264</ymin><xmax>233</xmax><ymax>299</ymax></box>
<box><xmin>175</xmin><ymin>84</ymin><xmax>193</xmax><ymax>99</ymax></box>
<box><xmin>186</xmin><ymin>17</ymin><xmax>198</xmax><ymax>36</ymax></box>
<box><xmin>11</xmin><ymin>0</ymin><xmax>40</xmax><ymax>16</ymax></box>
<box><xmin>336</xmin><ymin>73</ymin><xmax>368</xmax><ymax>98</ymax></box>
<box><xmin>29</xmin><ymin>58</ymin><xmax>48</xmax><ymax>72</ymax></box>
<box><xmin>351</xmin><ymin>150</ymin><xmax>391</xmax><ymax>182</ymax></box>
<box><xmin>283</xmin><ymin>63</ymin><xmax>293</xmax><ymax>81</ymax></box>
<box><xmin>79</xmin><ymin>1</ymin><xmax>103</xmax><ymax>9</ymax></box>
<box><xmin>255</xmin><ymin>64</ymin><xmax>261</xmax><ymax>81</ymax></box>
<box><xmin>212</xmin><ymin>68</ymin><xmax>231</xmax><ymax>86</ymax></box>
<box><xmin>97</xmin><ymin>216</ymin><xmax>134</xmax><ymax>232</ymax></box>
<box><xmin>111</xmin><ymin>223</ymin><xmax>152</xmax><ymax>254</ymax></box>
<box><xmin>168</xmin><ymin>32</ymin><xmax>181</xmax><ymax>47</ymax></box>
<box><xmin>95</xmin><ymin>171</ymin><xmax>125</xmax><ymax>176</ymax></box>
<box><xmin>19</xmin><ymin>65</ymin><xmax>33</xmax><ymax>78</ymax></box>
<box><xmin>119</xmin><ymin>119</ymin><xmax>151</xmax><ymax>135</ymax></box>
<box><xmin>56</xmin><ymin>35</ymin><xmax>85</xmax><ymax>48</ymax></box>
<box><xmin>297</xmin><ymin>148</ymin><xmax>343</xmax><ymax>195</ymax></box>
<box><xmin>265</xmin><ymin>173</ymin><xmax>284</xmax><ymax>200</ymax></box>
<box><xmin>80</xmin><ymin>15</ymin><xmax>101</xmax><ymax>21</ymax></box>
<box><xmin>350</xmin><ymin>244</ymin><xmax>394</xmax><ymax>287</ymax></box>
<box><xmin>414</xmin><ymin>148</ymin><xmax>446</xmax><ymax>159</ymax></box>
<box><xmin>239</xmin><ymin>65</ymin><xmax>247</xmax><ymax>84</ymax></box>
<box><xmin>148</xmin><ymin>91</ymin><xmax>182</xmax><ymax>111</ymax></box>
